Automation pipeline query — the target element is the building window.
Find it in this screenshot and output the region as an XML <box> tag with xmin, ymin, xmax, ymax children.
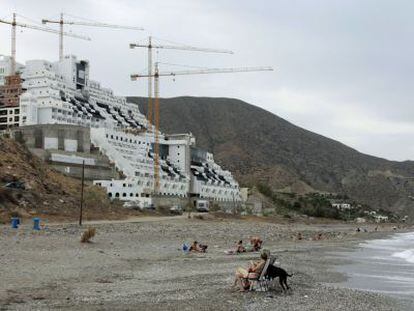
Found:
<box><xmin>122</xmin><ymin>193</ymin><xmax>127</xmax><ymax>197</ymax></box>
<box><xmin>108</xmin><ymin>193</ymin><xmax>112</xmax><ymax>198</ymax></box>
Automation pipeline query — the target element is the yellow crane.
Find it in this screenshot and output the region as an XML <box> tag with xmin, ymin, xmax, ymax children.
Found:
<box><xmin>130</xmin><ymin>36</ymin><xmax>233</xmax><ymax>126</ymax></box>
<box><xmin>42</xmin><ymin>13</ymin><xmax>144</xmax><ymax>61</ymax></box>
<box><xmin>131</xmin><ymin>64</ymin><xmax>274</xmax><ymax>194</ymax></box>
<box><xmin>0</xmin><ymin>13</ymin><xmax>89</xmax><ymax>75</ymax></box>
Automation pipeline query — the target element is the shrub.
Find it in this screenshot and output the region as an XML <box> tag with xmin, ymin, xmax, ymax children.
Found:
<box><xmin>80</xmin><ymin>227</ymin><xmax>96</xmax><ymax>243</ymax></box>
<box><xmin>257</xmin><ymin>183</ymin><xmax>273</xmax><ymax>198</ymax></box>
<box><xmin>9</xmin><ymin>210</ymin><xmax>22</xmax><ymax>218</ymax></box>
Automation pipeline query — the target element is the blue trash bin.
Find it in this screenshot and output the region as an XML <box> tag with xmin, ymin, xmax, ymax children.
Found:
<box><xmin>11</xmin><ymin>218</ymin><xmax>19</xmax><ymax>229</ymax></box>
<box><xmin>33</xmin><ymin>218</ymin><xmax>40</xmax><ymax>230</ymax></box>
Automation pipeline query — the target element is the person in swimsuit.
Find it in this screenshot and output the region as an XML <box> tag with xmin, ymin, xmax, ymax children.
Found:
<box><xmin>233</xmin><ymin>249</ymin><xmax>269</xmax><ymax>291</ymax></box>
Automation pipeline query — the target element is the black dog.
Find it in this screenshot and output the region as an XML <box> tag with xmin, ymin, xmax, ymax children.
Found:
<box><xmin>265</xmin><ymin>265</ymin><xmax>293</xmax><ymax>291</ymax></box>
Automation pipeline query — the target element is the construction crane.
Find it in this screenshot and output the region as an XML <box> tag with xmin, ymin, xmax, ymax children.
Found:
<box><xmin>0</xmin><ymin>13</ymin><xmax>90</xmax><ymax>75</ymax></box>
<box><xmin>131</xmin><ymin>64</ymin><xmax>274</xmax><ymax>194</ymax></box>
<box><xmin>42</xmin><ymin>13</ymin><xmax>144</xmax><ymax>61</ymax></box>
<box><xmin>130</xmin><ymin>36</ymin><xmax>233</xmax><ymax>126</ymax></box>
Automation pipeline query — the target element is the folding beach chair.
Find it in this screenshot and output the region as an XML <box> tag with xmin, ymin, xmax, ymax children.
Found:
<box><xmin>246</xmin><ymin>256</ymin><xmax>276</xmax><ymax>291</ymax></box>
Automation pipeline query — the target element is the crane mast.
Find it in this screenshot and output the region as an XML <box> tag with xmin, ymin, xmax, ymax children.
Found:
<box><xmin>153</xmin><ymin>62</ymin><xmax>160</xmax><ymax>193</ymax></box>
<box><xmin>11</xmin><ymin>13</ymin><xmax>16</xmax><ymax>75</ymax></box>
<box><xmin>59</xmin><ymin>13</ymin><xmax>64</xmax><ymax>62</ymax></box>
<box><xmin>147</xmin><ymin>37</ymin><xmax>153</xmax><ymax>125</ymax></box>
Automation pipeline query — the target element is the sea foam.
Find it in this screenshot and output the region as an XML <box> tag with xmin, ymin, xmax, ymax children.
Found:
<box><xmin>392</xmin><ymin>249</ymin><xmax>414</xmax><ymax>264</ymax></box>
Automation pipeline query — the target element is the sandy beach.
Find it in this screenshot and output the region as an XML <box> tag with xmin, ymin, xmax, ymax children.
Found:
<box><xmin>0</xmin><ymin>215</ymin><xmax>412</xmax><ymax>310</ymax></box>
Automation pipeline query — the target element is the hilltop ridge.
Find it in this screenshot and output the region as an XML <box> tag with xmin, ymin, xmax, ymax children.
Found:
<box><xmin>128</xmin><ymin>96</ymin><xmax>414</xmax><ymax>217</ymax></box>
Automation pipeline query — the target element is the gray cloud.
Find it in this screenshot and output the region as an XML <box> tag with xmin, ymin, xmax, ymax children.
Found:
<box><xmin>1</xmin><ymin>0</ymin><xmax>414</xmax><ymax>160</ymax></box>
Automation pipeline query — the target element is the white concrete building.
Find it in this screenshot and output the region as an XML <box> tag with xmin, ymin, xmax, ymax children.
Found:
<box><xmin>5</xmin><ymin>54</ymin><xmax>242</xmax><ymax>205</ymax></box>
<box><xmin>331</xmin><ymin>203</ymin><xmax>352</xmax><ymax>210</ymax></box>
<box><xmin>374</xmin><ymin>215</ymin><xmax>389</xmax><ymax>223</ymax></box>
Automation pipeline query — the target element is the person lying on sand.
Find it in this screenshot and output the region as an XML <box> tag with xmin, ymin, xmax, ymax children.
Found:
<box><xmin>233</xmin><ymin>249</ymin><xmax>269</xmax><ymax>292</ymax></box>
<box><xmin>189</xmin><ymin>241</ymin><xmax>208</xmax><ymax>253</ymax></box>
<box><xmin>225</xmin><ymin>240</ymin><xmax>246</xmax><ymax>255</ymax></box>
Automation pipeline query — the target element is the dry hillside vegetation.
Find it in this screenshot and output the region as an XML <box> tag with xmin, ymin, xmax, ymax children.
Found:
<box><xmin>0</xmin><ymin>137</ymin><xmax>132</xmax><ymax>223</ymax></box>
<box><xmin>129</xmin><ymin>96</ymin><xmax>414</xmax><ymax>217</ymax></box>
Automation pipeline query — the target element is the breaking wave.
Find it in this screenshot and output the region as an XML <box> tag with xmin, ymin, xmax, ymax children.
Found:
<box><xmin>393</xmin><ymin>249</ymin><xmax>414</xmax><ymax>264</ymax></box>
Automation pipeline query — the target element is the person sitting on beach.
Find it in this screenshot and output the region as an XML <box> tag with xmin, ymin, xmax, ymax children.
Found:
<box><xmin>236</xmin><ymin>240</ymin><xmax>246</xmax><ymax>253</ymax></box>
<box><xmin>189</xmin><ymin>241</ymin><xmax>208</xmax><ymax>253</ymax></box>
<box><xmin>225</xmin><ymin>240</ymin><xmax>246</xmax><ymax>255</ymax></box>
<box><xmin>249</xmin><ymin>236</ymin><xmax>263</xmax><ymax>251</ymax></box>
<box><xmin>233</xmin><ymin>249</ymin><xmax>269</xmax><ymax>292</ymax></box>
<box><xmin>313</xmin><ymin>233</ymin><xmax>323</xmax><ymax>241</ymax></box>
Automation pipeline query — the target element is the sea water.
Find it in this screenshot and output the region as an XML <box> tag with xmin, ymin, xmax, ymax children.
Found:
<box><xmin>335</xmin><ymin>232</ymin><xmax>414</xmax><ymax>306</ymax></box>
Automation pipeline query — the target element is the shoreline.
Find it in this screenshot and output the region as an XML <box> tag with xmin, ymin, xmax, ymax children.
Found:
<box><xmin>326</xmin><ymin>230</ymin><xmax>414</xmax><ymax>310</ymax></box>
<box><xmin>0</xmin><ymin>217</ymin><xmax>412</xmax><ymax>310</ymax></box>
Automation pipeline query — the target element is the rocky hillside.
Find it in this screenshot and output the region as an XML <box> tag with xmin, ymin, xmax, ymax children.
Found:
<box><xmin>0</xmin><ymin>137</ymin><xmax>130</xmax><ymax>223</ymax></box>
<box><xmin>128</xmin><ymin>96</ymin><xmax>414</xmax><ymax>217</ymax></box>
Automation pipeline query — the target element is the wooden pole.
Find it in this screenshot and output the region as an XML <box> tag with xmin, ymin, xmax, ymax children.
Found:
<box><xmin>79</xmin><ymin>160</ymin><xmax>85</xmax><ymax>226</ymax></box>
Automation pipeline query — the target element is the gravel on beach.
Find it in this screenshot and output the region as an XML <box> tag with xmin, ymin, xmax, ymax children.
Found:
<box><xmin>0</xmin><ymin>216</ymin><xmax>410</xmax><ymax>310</ymax></box>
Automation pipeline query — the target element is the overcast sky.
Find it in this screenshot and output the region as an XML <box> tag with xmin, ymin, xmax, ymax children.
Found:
<box><xmin>1</xmin><ymin>0</ymin><xmax>414</xmax><ymax>161</ymax></box>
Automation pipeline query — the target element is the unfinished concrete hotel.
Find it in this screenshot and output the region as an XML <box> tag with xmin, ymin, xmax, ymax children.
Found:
<box><xmin>0</xmin><ymin>54</ymin><xmax>242</xmax><ymax>208</ymax></box>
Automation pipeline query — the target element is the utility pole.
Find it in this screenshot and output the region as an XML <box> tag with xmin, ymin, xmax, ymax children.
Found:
<box><xmin>232</xmin><ymin>192</ymin><xmax>237</xmax><ymax>215</ymax></box>
<box><xmin>79</xmin><ymin>160</ymin><xmax>85</xmax><ymax>226</ymax></box>
<box><xmin>187</xmin><ymin>192</ymin><xmax>193</xmax><ymax>219</ymax></box>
